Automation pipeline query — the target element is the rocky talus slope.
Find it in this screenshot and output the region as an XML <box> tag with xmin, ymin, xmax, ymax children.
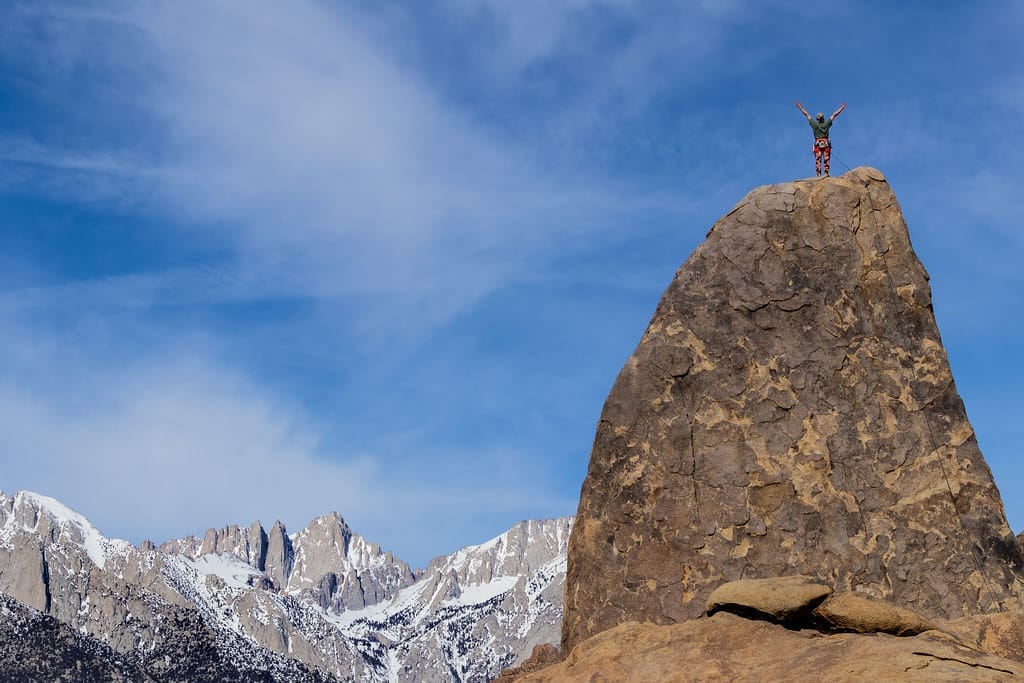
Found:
<box><xmin>0</xmin><ymin>490</ymin><xmax>571</xmax><ymax>681</ymax></box>
<box><xmin>555</xmin><ymin>168</ymin><xmax>1024</xmax><ymax>676</ymax></box>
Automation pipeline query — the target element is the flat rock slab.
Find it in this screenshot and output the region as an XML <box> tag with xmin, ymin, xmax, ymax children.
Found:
<box><xmin>943</xmin><ymin>611</ymin><xmax>1024</xmax><ymax>664</ymax></box>
<box><xmin>520</xmin><ymin>612</ymin><xmax>1024</xmax><ymax>682</ymax></box>
<box><xmin>706</xmin><ymin>576</ymin><xmax>830</xmax><ymax>621</ymax></box>
<box><xmin>814</xmin><ymin>591</ymin><xmax>940</xmax><ymax>635</ymax></box>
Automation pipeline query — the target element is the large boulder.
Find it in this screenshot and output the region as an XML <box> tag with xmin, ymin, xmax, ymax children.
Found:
<box><xmin>705</xmin><ymin>576</ymin><xmax>830</xmax><ymax>621</ymax></box>
<box><xmin>813</xmin><ymin>590</ymin><xmax>940</xmax><ymax>636</ymax></box>
<box><xmin>563</xmin><ymin>168</ymin><xmax>1024</xmax><ymax>653</ymax></box>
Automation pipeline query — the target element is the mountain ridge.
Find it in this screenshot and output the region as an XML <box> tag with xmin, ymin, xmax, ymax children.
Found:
<box><xmin>0</xmin><ymin>487</ymin><xmax>572</xmax><ymax>681</ymax></box>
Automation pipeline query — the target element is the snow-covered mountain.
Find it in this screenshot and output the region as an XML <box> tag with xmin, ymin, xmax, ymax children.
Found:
<box><xmin>333</xmin><ymin>518</ymin><xmax>569</xmax><ymax>682</ymax></box>
<box><xmin>0</xmin><ymin>490</ymin><xmax>571</xmax><ymax>682</ymax></box>
<box><xmin>159</xmin><ymin>510</ymin><xmax>418</xmax><ymax>613</ymax></box>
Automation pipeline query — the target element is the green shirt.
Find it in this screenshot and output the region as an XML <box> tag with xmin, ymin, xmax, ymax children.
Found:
<box><xmin>809</xmin><ymin>117</ymin><xmax>833</xmax><ymax>139</ymax></box>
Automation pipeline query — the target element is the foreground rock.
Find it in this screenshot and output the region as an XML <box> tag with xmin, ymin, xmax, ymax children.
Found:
<box><xmin>519</xmin><ymin>612</ymin><xmax>1024</xmax><ymax>682</ymax></box>
<box><xmin>944</xmin><ymin>611</ymin><xmax>1024</xmax><ymax>664</ymax></box>
<box><xmin>705</xmin><ymin>578</ymin><xmax>941</xmax><ymax>636</ymax></box>
<box><xmin>563</xmin><ymin>167</ymin><xmax>1024</xmax><ymax>652</ymax></box>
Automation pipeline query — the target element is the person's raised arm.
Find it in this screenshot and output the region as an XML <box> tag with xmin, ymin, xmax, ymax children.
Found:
<box><xmin>795</xmin><ymin>101</ymin><xmax>811</xmax><ymax>120</ymax></box>
<box><xmin>831</xmin><ymin>102</ymin><xmax>847</xmax><ymax>120</ymax></box>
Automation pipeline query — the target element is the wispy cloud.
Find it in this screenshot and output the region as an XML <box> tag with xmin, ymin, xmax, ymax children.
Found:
<box><xmin>2</xmin><ymin>1</ymin><xmax>702</xmax><ymax>345</ymax></box>
<box><xmin>0</xmin><ymin>136</ymin><xmax>141</xmax><ymax>175</ymax></box>
<box><xmin>0</xmin><ymin>264</ymin><xmax>320</xmax><ymax>312</ymax></box>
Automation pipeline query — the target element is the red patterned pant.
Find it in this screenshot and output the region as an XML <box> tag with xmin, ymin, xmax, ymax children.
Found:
<box><xmin>813</xmin><ymin>138</ymin><xmax>831</xmax><ymax>175</ymax></box>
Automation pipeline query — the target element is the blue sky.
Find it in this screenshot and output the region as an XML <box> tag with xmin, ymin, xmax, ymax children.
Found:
<box><xmin>1</xmin><ymin>1</ymin><xmax>1022</xmax><ymax>567</ymax></box>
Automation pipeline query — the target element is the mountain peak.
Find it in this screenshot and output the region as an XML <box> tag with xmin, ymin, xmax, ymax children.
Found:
<box><xmin>0</xmin><ymin>490</ymin><xmax>130</xmax><ymax>571</ymax></box>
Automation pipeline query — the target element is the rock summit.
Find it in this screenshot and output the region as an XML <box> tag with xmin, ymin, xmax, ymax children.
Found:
<box><xmin>562</xmin><ymin>167</ymin><xmax>1024</xmax><ymax>653</ymax></box>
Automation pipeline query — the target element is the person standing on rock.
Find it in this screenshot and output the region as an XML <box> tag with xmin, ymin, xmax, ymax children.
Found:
<box><xmin>795</xmin><ymin>101</ymin><xmax>846</xmax><ymax>177</ymax></box>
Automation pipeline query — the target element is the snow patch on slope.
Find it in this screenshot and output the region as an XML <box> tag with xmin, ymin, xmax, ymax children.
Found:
<box><xmin>444</xmin><ymin>575</ymin><xmax>518</xmax><ymax>608</ymax></box>
<box><xmin>186</xmin><ymin>553</ymin><xmax>263</xmax><ymax>590</ymax></box>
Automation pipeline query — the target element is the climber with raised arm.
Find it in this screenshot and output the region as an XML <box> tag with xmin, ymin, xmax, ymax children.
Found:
<box><xmin>795</xmin><ymin>101</ymin><xmax>846</xmax><ymax>177</ymax></box>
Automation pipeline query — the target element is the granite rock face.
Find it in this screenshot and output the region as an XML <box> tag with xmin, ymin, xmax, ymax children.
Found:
<box><xmin>285</xmin><ymin>512</ymin><xmax>415</xmax><ymax>611</ymax></box>
<box><xmin>563</xmin><ymin>167</ymin><xmax>1024</xmax><ymax>653</ymax></box>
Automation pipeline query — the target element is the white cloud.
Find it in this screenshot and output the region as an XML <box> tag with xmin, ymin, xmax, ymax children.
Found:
<box><xmin>0</xmin><ymin>340</ymin><xmax>364</xmax><ymax>537</ymax></box>
<box><xmin>126</xmin><ymin>0</ymin><xmax>590</xmax><ymax>292</ymax></box>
